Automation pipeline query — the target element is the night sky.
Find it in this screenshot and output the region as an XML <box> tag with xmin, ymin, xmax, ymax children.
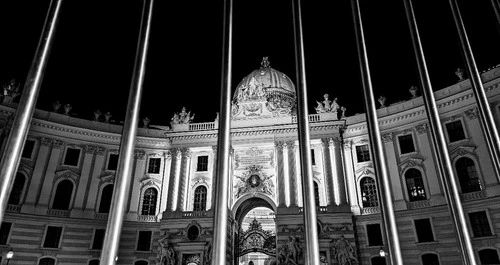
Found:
<box><xmin>1</xmin><ymin>1</ymin><xmax>499</xmax><ymax>126</ymax></box>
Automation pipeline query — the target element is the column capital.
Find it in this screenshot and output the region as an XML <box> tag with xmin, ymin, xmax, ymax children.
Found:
<box><xmin>320</xmin><ymin>138</ymin><xmax>331</xmax><ymax>148</ymax></box>
<box><xmin>40</xmin><ymin>137</ymin><xmax>53</xmax><ymax>146</ymax></box>
<box><xmin>275</xmin><ymin>140</ymin><xmax>285</xmax><ymax>151</ymax></box>
<box><xmin>343</xmin><ymin>140</ymin><xmax>353</xmax><ymax>150</ymax></box>
<box><xmin>180</xmin><ymin>147</ymin><xmax>192</xmax><ymax>158</ymax></box>
<box><xmin>381</xmin><ymin>132</ymin><xmax>394</xmax><ymax>143</ymax></box>
<box><xmin>84</xmin><ymin>145</ymin><xmax>98</xmax><ymax>154</ymax></box>
<box><xmin>134</xmin><ymin>149</ymin><xmax>146</xmax><ymax>160</ymax></box>
<box><xmin>465</xmin><ymin>107</ymin><xmax>479</xmax><ymax>120</ymax></box>
<box><xmin>416</xmin><ymin>123</ymin><xmax>428</xmax><ymax>135</ymax></box>
<box><xmin>285</xmin><ymin>140</ymin><xmax>296</xmax><ymax>150</ymax></box>
<box><xmin>212</xmin><ymin>145</ymin><xmax>217</xmax><ymax>155</ymax></box>
<box><xmin>163</xmin><ymin>150</ymin><xmax>171</xmax><ymax>160</ymax></box>
<box><xmin>51</xmin><ymin>139</ymin><xmax>65</xmax><ymax>149</ymax></box>
<box><xmin>170</xmin><ymin>148</ymin><xmax>181</xmax><ymax>158</ymax></box>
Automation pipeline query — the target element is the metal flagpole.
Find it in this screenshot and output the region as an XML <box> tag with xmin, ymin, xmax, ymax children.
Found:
<box><xmin>211</xmin><ymin>0</ymin><xmax>233</xmax><ymax>263</ymax></box>
<box><xmin>490</xmin><ymin>0</ymin><xmax>500</xmax><ymax>28</ymax></box>
<box><xmin>449</xmin><ymin>0</ymin><xmax>500</xmax><ymax>180</ymax></box>
<box><xmin>350</xmin><ymin>0</ymin><xmax>404</xmax><ymax>264</ymax></box>
<box><xmin>99</xmin><ymin>1</ymin><xmax>154</xmax><ymax>264</ymax></box>
<box><xmin>291</xmin><ymin>0</ymin><xmax>320</xmax><ymax>264</ymax></box>
<box><xmin>402</xmin><ymin>1</ymin><xmax>477</xmax><ymax>264</ymax></box>
<box><xmin>0</xmin><ymin>0</ymin><xmax>63</xmax><ymax>224</ymax></box>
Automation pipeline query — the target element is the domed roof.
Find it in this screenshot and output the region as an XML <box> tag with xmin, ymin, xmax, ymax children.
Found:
<box><xmin>233</xmin><ymin>57</ymin><xmax>296</xmax><ymax>103</ymax></box>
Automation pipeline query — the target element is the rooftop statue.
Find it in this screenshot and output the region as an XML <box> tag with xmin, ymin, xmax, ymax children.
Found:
<box><xmin>2</xmin><ymin>79</ymin><xmax>21</xmax><ymax>103</ymax></box>
<box><xmin>170</xmin><ymin>107</ymin><xmax>195</xmax><ymax>127</ymax></box>
<box><xmin>315</xmin><ymin>94</ymin><xmax>339</xmax><ymax>114</ymax></box>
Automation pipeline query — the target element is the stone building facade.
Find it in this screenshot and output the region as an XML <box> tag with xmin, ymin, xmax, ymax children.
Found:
<box><xmin>1</xmin><ymin>59</ymin><xmax>500</xmax><ymax>265</ymax></box>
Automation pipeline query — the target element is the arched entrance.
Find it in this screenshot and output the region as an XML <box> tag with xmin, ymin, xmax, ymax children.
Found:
<box><xmin>234</xmin><ymin>197</ymin><xmax>277</xmax><ymax>265</ymax></box>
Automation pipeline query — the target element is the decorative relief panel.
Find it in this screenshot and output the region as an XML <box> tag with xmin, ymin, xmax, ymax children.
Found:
<box><xmin>234</xmin><ymin>146</ymin><xmax>274</xmax><ymax>170</ymax></box>
<box><xmin>398</xmin><ymin>157</ymin><xmax>424</xmax><ymax>174</ymax></box>
<box><xmin>449</xmin><ymin>145</ymin><xmax>477</xmax><ymax>161</ymax></box>
<box><xmin>464</xmin><ymin>107</ymin><xmax>479</xmax><ymax>119</ymax></box>
<box><xmin>234</xmin><ymin>165</ymin><xmax>275</xmax><ymax>200</ymax></box>
<box><xmin>415</xmin><ymin>123</ymin><xmax>428</xmax><ymax>134</ymax></box>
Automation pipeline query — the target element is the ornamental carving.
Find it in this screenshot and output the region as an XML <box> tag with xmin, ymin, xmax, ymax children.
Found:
<box><xmin>398</xmin><ymin>157</ymin><xmax>424</xmax><ymax>174</ymax></box>
<box><xmin>170</xmin><ymin>107</ymin><xmax>195</xmax><ymax>127</ymax></box>
<box><xmin>275</xmin><ymin>140</ymin><xmax>285</xmax><ymax>151</ymax></box>
<box><xmin>134</xmin><ymin>150</ymin><xmax>146</xmax><ymax>160</ymax></box>
<box><xmin>465</xmin><ymin>107</ymin><xmax>479</xmax><ymax>119</ymax></box>
<box><xmin>449</xmin><ymin>145</ymin><xmax>476</xmax><ymax>161</ymax></box>
<box><xmin>238</xmin><ymin>218</ymin><xmax>276</xmax><ymax>257</ymax></box>
<box><xmin>233</xmin><ymin>165</ymin><xmax>274</xmax><ymax>199</ymax></box>
<box><xmin>416</xmin><ymin>123</ymin><xmax>428</xmax><ymax>134</ymax></box>
<box><xmin>278</xmin><ymin>236</ymin><xmax>302</xmax><ymax>265</ymax></box>
<box><xmin>331</xmin><ymin>235</ymin><xmax>358</xmax><ymax>265</ymax></box>
<box><xmin>321</xmin><ymin>138</ymin><xmax>331</xmax><ymax>148</ymax></box>
<box><xmin>381</xmin><ymin>132</ymin><xmax>393</xmax><ymax>143</ymax></box>
<box><xmin>84</xmin><ymin>145</ymin><xmax>98</xmax><ymax>154</ymax></box>
<box><xmin>157</xmin><ymin>241</ymin><xmax>177</xmax><ymax>265</ymax></box>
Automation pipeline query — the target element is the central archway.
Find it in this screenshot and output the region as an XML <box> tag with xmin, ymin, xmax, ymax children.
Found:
<box><xmin>233</xmin><ymin>196</ymin><xmax>277</xmax><ymax>265</ymax></box>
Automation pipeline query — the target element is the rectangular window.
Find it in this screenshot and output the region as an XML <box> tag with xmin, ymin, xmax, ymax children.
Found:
<box><xmin>469</xmin><ymin>211</ymin><xmax>492</xmax><ymax>237</ymax></box>
<box><xmin>21</xmin><ymin>139</ymin><xmax>36</xmax><ymax>159</ymax></box>
<box><xmin>414</xmin><ymin>218</ymin><xmax>434</xmax><ymax>243</ymax></box>
<box><xmin>0</xmin><ymin>222</ymin><xmax>12</xmax><ymax>245</ymax></box>
<box><xmin>356</xmin><ymin>144</ymin><xmax>370</xmax><ymax>163</ymax></box>
<box><xmin>63</xmin><ymin>148</ymin><xmax>81</xmax><ymax>166</ymax></box>
<box><xmin>148</xmin><ymin>158</ymin><xmax>161</xmax><ymax>174</ymax></box>
<box><xmin>91</xmin><ymin>229</ymin><xmax>105</xmax><ymax>250</ymax></box>
<box><xmin>43</xmin><ymin>226</ymin><xmax>63</xmax><ymax>248</ymax></box>
<box><xmin>136</xmin><ymin>231</ymin><xmax>152</xmax><ymax>251</ymax></box>
<box><xmin>107</xmin><ymin>154</ymin><xmax>119</xmax><ymax>171</ymax></box>
<box><xmin>197</xmin><ymin>156</ymin><xmax>208</xmax><ymax>172</ymax></box>
<box><xmin>366</xmin><ymin>223</ymin><xmax>383</xmax><ymax>246</ymax></box>
<box><xmin>311</xmin><ymin>149</ymin><xmax>316</xmax><ymax>165</ymax></box>
<box><xmin>445</xmin><ymin>120</ymin><xmax>466</xmax><ymax>143</ymax></box>
<box><xmin>398</xmin><ymin>134</ymin><xmax>415</xmax><ymax>154</ymax></box>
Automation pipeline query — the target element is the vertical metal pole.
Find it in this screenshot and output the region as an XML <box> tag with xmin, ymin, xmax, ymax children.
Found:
<box><xmin>211</xmin><ymin>0</ymin><xmax>232</xmax><ymax>263</ymax></box>
<box><xmin>0</xmin><ymin>0</ymin><xmax>63</xmax><ymax>224</ymax></box>
<box><xmin>350</xmin><ymin>1</ymin><xmax>404</xmax><ymax>264</ymax></box>
<box><xmin>403</xmin><ymin>1</ymin><xmax>477</xmax><ymax>264</ymax></box>
<box><xmin>491</xmin><ymin>0</ymin><xmax>500</xmax><ymax>28</ymax></box>
<box><xmin>449</xmin><ymin>0</ymin><xmax>500</xmax><ymax>180</ymax></box>
<box><xmin>291</xmin><ymin>0</ymin><xmax>320</xmax><ymax>264</ymax></box>
<box><xmin>99</xmin><ymin>1</ymin><xmax>154</xmax><ymax>264</ymax></box>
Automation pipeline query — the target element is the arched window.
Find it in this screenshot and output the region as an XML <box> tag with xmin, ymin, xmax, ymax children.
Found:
<box><xmin>134</xmin><ymin>261</ymin><xmax>148</xmax><ymax>265</ymax></box>
<box><xmin>38</xmin><ymin>257</ymin><xmax>56</xmax><ymax>265</ymax></box>
<box><xmin>361</xmin><ymin>177</ymin><xmax>378</xmax><ymax>207</ymax></box>
<box><xmin>52</xmin><ymin>180</ymin><xmax>73</xmax><ymax>210</ymax></box>
<box><xmin>314</xmin><ymin>181</ymin><xmax>320</xmax><ymax>207</ymax></box>
<box><xmin>141</xmin><ymin>188</ymin><xmax>157</xmax><ymax>215</ymax></box>
<box><xmin>98</xmin><ymin>184</ymin><xmax>114</xmax><ymax>213</ymax></box>
<box><xmin>456</xmin><ymin>157</ymin><xmax>481</xmax><ymax>193</ymax></box>
<box><xmin>421</xmin><ymin>253</ymin><xmax>440</xmax><ymax>265</ymax></box>
<box><xmin>371</xmin><ymin>256</ymin><xmax>386</xmax><ymax>265</ymax></box>
<box><xmin>88</xmin><ymin>259</ymin><xmax>100</xmax><ymax>265</ymax></box>
<box><xmin>193</xmin><ymin>186</ymin><xmax>207</xmax><ymax>211</ymax></box>
<box><xmin>8</xmin><ymin>173</ymin><xmax>26</xmax><ymax>205</ymax></box>
<box><xmin>405</xmin><ymin>169</ymin><xmax>426</xmax><ymax>201</ymax></box>
<box><xmin>479</xmin><ymin>249</ymin><xmax>500</xmax><ymax>265</ymax></box>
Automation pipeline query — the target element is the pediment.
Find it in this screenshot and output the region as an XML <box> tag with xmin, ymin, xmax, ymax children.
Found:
<box><xmin>449</xmin><ymin>145</ymin><xmax>476</xmax><ymax>159</ymax></box>
<box><xmin>55</xmin><ymin>169</ymin><xmax>80</xmax><ymax>181</ymax></box>
<box><xmin>100</xmin><ymin>174</ymin><xmax>115</xmax><ymax>184</ymax></box>
<box><xmin>398</xmin><ymin>157</ymin><xmax>424</xmax><ymax>173</ymax></box>
<box><xmin>355</xmin><ymin>166</ymin><xmax>374</xmax><ymax>177</ymax></box>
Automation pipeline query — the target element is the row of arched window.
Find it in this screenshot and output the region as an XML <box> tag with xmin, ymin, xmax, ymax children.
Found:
<box><xmin>8</xmin><ymin>173</ymin><xmax>210</xmax><ymax>214</ymax></box>
<box><xmin>37</xmin><ymin>257</ymin><xmax>150</xmax><ymax>265</ymax></box>
<box><xmin>359</xmin><ymin>157</ymin><xmax>481</xmax><ymax>207</ymax></box>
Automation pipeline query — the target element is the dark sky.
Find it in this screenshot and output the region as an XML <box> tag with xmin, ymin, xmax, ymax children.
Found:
<box><xmin>1</xmin><ymin>0</ymin><xmax>500</xmax><ymax>126</ymax></box>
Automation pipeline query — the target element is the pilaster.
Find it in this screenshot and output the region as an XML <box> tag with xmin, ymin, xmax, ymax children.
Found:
<box><xmin>275</xmin><ymin>141</ymin><xmax>287</xmax><ymax>207</ymax></box>
<box><xmin>321</xmin><ymin>138</ymin><xmax>335</xmax><ymax>206</ymax></box>
<box><xmin>36</xmin><ymin>139</ymin><xmax>64</xmax><ymax>211</ymax></box>
<box><xmin>176</xmin><ymin>148</ymin><xmax>192</xmax><ymax>211</ymax></box>
<box><xmin>166</xmin><ymin>148</ymin><xmax>181</xmax><ymax>211</ymax></box>
<box><xmin>21</xmin><ymin>137</ymin><xmax>51</xmax><ymax>213</ymax></box>
<box><xmin>286</xmin><ymin>140</ymin><xmax>298</xmax><ymax>207</ymax></box>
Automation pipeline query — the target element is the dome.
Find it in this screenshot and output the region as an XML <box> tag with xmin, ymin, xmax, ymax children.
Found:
<box><xmin>232</xmin><ymin>57</ymin><xmax>296</xmax><ymax>118</ymax></box>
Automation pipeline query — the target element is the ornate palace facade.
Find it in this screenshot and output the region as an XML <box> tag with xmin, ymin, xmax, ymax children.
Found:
<box><xmin>1</xmin><ymin>59</ymin><xmax>500</xmax><ymax>265</ymax></box>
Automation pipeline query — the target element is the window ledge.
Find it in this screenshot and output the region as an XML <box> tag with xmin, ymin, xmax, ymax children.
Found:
<box><xmin>472</xmin><ymin>235</ymin><xmax>497</xmax><ymax>240</ymax></box>
<box><xmin>416</xmin><ymin>241</ymin><xmax>439</xmax><ymax>246</ymax></box>
<box><xmin>40</xmin><ymin>247</ymin><xmax>61</xmax><ymax>250</ymax></box>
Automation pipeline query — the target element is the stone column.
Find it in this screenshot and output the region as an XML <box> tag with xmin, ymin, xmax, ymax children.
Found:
<box><xmin>286</xmin><ymin>140</ymin><xmax>298</xmax><ymax>207</ymax></box>
<box><xmin>166</xmin><ymin>148</ymin><xmax>180</xmax><ymax>211</ymax></box>
<box><xmin>382</xmin><ymin>132</ymin><xmax>406</xmax><ymax>210</ymax></box>
<box><xmin>128</xmin><ymin>150</ymin><xmax>146</xmax><ymax>214</ymax></box>
<box><xmin>21</xmin><ymin>137</ymin><xmax>52</xmax><ymax>213</ymax></box>
<box><xmin>72</xmin><ymin>145</ymin><xmax>96</xmax><ymax>211</ymax></box>
<box><xmin>333</xmin><ymin>137</ymin><xmax>348</xmax><ymax>205</ymax></box>
<box><xmin>210</xmin><ymin>145</ymin><xmax>217</xmax><ymax>210</ymax></box>
<box><xmin>176</xmin><ymin>147</ymin><xmax>191</xmax><ymax>211</ymax></box>
<box><xmin>275</xmin><ymin>141</ymin><xmax>287</xmax><ymax>207</ymax></box>
<box><xmin>343</xmin><ymin>140</ymin><xmax>360</xmax><ymax>214</ymax></box>
<box><xmin>84</xmin><ymin>147</ymin><xmax>106</xmax><ymax>216</ymax></box>
<box><xmin>37</xmin><ymin>139</ymin><xmax>64</xmax><ymax>209</ymax></box>
<box><xmin>228</xmin><ymin>147</ymin><xmax>234</xmax><ymax>207</ymax></box>
<box><xmin>321</xmin><ymin>138</ymin><xmax>335</xmax><ymax>206</ymax></box>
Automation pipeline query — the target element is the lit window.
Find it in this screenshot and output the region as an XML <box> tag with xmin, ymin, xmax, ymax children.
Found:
<box><xmin>445</xmin><ymin>120</ymin><xmax>466</xmax><ymax>143</ymax></box>
<box><xmin>147</xmin><ymin>158</ymin><xmax>161</xmax><ymax>174</ymax></box>
<box><xmin>63</xmin><ymin>147</ymin><xmax>81</xmax><ymax>166</ymax></box>
<box><xmin>356</xmin><ymin>145</ymin><xmax>370</xmax><ymax>163</ymax></box>
<box><xmin>51</xmin><ymin>180</ymin><xmax>73</xmax><ymax>210</ymax></box>
<box><xmin>197</xmin><ymin>156</ymin><xmax>208</xmax><ymax>171</ymax></box>
<box><xmin>398</xmin><ymin>134</ymin><xmax>415</xmax><ymax>154</ymax></box>
<box><xmin>141</xmin><ymin>188</ymin><xmax>157</xmax><ymax>216</ymax></box>
<box><xmin>469</xmin><ymin>211</ymin><xmax>492</xmax><ymax>238</ymax></box>
<box><xmin>405</xmin><ymin>169</ymin><xmax>426</xmax><ymax>202</ymax></box>
<box><xmin>136</xmin><ymin>231</ymin><xmax>152</xmax><ymax>251</ymax></box>
<box><xmin>456</xmin><ymin>157</ymin><xmax>481</xmax><ymax>193</ymax></box>
<box><xmin>414</xmin><ymin>218</ymin><xmax>434</xmax><ymax>243</ymax></box>
<box><xmin>360</xmin><ymin>177</ymin><xmax>378</xmax><ymax>207</ymax></box>
<box><xmin>193</xmin><ymin>186</ymin><xmax>207</xmax><ymax>211</ymax></box>
<box><xmin>43</xmin><ymin>226</ymin><xmax>63</xmax><ymax>248</ymax></box>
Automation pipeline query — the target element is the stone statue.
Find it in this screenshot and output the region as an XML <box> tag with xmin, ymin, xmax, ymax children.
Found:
<box><xmin>53</xmin><ymin>101</ymin><xmax>62</xmax><ymax>112</ymax></box>
<box><xmin>203</xmin><ymin>241</ymin><xmax>212</xmax><ymax>265</ymax></box>
<box><xmin>158</xmin><ymin>243</ymin><xmax>176</xmax><ymax>265</ymax></box>
<box><xmin>64</xmin><ymin>104</ymin><xmax>72</xmax><ymax>115</ymax></box>
<box><xmin>455</xmin><ymin>67</ymin><xmax>465</xmax><ymax>81</ymax></box>
<box><xmin>94</xmin><ymin>110</ymin><xmax>102</xmax><ymax>121</ymax></box>
<box><xmin>171</xmin><ymin>107</ymin><xmax>195</xmax><ymax>127</ymax></box>
<box><xmin>278</xmin><ymin>236</ymin><xmax>302</xmax><ymax>265</ymax></box>
<box><xmin>409</xmin><ymin>86</ymin><xmax>418</xmax><ymax>98</ymax></box>
<box><xmin>143</xmin><ymin>117</ymin><xmax>150</xmax><ymax>128</ymax></box>
<box><xmin>378</xmin><ymin>96</ymin><xmax>386</xmax><ymax>108</ymax></box>
<box><xmin>340</xmin><ymin>106</ymin><xmax>347</xmax><ymax>119</ymax></box>
<box><xmin>332</xmin><ymin>235</ymin><xmax>358</xmax><ymax>265</ymax></box>
<box><xmin>315</xmin><ymin>94</ymin><xmax>340</xmax><ymax>114</ymax></box>
<box><xmin>261</xmin><ymin>56</ymin><xmax>270</xmax><ymax>68</ymax></box>
<box><xmin>2</xmin><ymin>79</ymin><xmax>20</xmax><ymax>97</ymax></box>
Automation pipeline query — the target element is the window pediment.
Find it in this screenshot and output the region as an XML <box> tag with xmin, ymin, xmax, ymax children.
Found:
<box><xmin>450</xmin><ymin>145</ymin><xmax>476</xmax><ymax>160</ymax></box>
<box><xmin>398</xmin><ymin>157</ymin><xmax>424</xmax><ymax>174</ymax></box>
<box><xmin>55</xmin><ymin>170</ymin><xmax>80</xmax><ymax>182</ymax></box>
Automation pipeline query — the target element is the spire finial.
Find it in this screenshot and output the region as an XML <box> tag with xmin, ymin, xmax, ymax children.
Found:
<box><xmin>260</xmin><ymin>56</ymin><xmax>270</xmax><ymax>68</ymax></box>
